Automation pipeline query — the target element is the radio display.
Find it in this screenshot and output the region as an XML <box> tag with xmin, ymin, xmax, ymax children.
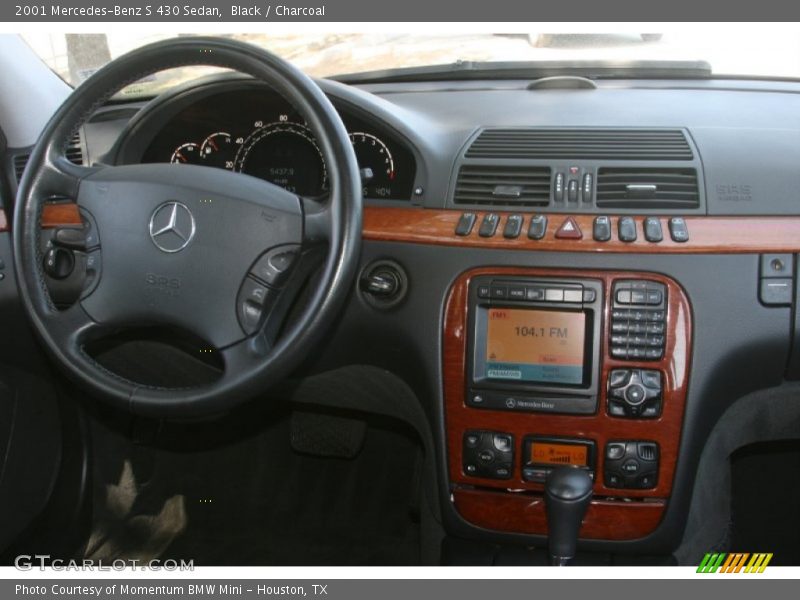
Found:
<box><xmin>530</xmin><ymin>441</ymin><xmax>589</xmax><ymax>467</ymax></box>
<box><xmin>484</xmin><ymin>308</ymin><xmax>586</xmax><ymax>385</ymax></box>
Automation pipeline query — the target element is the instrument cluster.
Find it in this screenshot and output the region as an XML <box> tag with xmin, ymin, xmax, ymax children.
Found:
<box><xmin>140</xmin><ymin>88</ymin><xmax>417</xmax><ymax>200</ymax></box>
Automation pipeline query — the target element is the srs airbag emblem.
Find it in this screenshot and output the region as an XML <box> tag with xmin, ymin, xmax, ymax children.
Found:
<box><xmin>149</xmin><ymin>201</ymin><xmax>196</xmax><ymax>253</ymax></box>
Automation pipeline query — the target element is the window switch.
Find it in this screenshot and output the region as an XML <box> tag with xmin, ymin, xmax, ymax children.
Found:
<box><xmin>455</xmin><ymin>213</ymin><xmax>476</xmax><ymax>236</ymax></box>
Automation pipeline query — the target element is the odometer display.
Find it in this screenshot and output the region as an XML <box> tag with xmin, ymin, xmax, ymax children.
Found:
<box><xmin>234</xmin><ymin>122</ymin><xmax>328</xmax><ymax>197</ymax></box>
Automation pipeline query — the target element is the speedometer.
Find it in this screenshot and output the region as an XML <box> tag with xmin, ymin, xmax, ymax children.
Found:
<box><xmin>349</xmin><ymin>132</ymin><xmax>396</xmax><ymax>199</ymax></box>
<box><xmin>234</xmin><ymin>121</ymin><xmax>328</xmax><ymax>197</ymax></box>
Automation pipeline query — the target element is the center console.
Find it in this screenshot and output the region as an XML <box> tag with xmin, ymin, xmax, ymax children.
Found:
<box><xmin>443</xmin><ymin>267</ymin><xmax>691</xmax><ymax>541</ymax></box>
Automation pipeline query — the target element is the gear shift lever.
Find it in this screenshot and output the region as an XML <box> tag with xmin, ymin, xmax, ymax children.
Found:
<box><xmin>544</xmin><ymin>467</ymin><xmax>593</xmax><ymax>566</ymax></box>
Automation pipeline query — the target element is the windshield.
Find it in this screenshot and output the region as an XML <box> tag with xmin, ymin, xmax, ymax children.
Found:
<box><xmin>22</xmin><ymin>31</ymin><xmax>800</xmax><ymax>96</ymax></box>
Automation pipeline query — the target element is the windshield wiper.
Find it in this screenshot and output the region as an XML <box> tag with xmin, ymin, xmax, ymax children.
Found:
<box><xmin>333</xmin><ymin>59</ymin><xmax>713</xmax><ymax>84</ymax></box>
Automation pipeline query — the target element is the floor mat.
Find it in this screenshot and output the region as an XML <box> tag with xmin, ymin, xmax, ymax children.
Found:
<box><xmin>730</xmin><ymin>440</ymin><xmax>800</xmax><ymax>565</ymax></box>
<box><xmin>87</xmin><ymin>407</ymin><xmax>422</xmax><ymax>566</ymax></box>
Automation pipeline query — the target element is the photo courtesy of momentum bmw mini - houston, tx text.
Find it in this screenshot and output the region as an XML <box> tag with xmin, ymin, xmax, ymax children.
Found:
<box><xmin>0</xmin><ymin>2</ymin><xmax>799</xmax><ymax>597</ymax></box>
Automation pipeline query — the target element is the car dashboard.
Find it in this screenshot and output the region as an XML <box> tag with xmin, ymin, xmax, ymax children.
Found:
<box><xmin>4</xmin><ymin>71</ymin><xmax>800</xmax><ymax>560</ymax></box>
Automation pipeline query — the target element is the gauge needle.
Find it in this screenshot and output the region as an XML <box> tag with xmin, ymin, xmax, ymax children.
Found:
<box><xmin>175</xmin><ymin>153</ymin><xmax>187</xmax><ymax>163</ymax></box>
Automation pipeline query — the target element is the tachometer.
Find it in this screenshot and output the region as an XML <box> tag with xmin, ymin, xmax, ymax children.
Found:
<box><xmin>234</xmin><ymin>121</ymin><xmax>327</xmax><ymax>196</ymax></box>
<box><xmin>349</xmin><ymin>132</ymin><xmax>397</xmax><ymax>199</ymax></box>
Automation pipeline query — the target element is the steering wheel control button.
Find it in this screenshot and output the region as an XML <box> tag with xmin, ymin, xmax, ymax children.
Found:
<box><xmin>527</xmin><ymin>215</ymin><xmax>548</xmax><ymax>240</ymax></box>
<box><xmin>555</xmin><ymin>216</ymin><xmax>582</xmax><ymax>239</ymax></box>
<box><xmin>668</xmin><ymin>217</ymin><xmax>689</xmax><ymax>242</ymax></box>
<box><xmin>478</xmin><ymin>213</ymin><xmax>500</xmax><ymax>237</ymax></box>
<box><xmin>503</xmin><ymin>214</ymin><xmax>524</xmax><ymax>239</ymax></box>
<box><xmin>593</xmin><ymin>216</ymin><xmax>612</xmax><ymax>242</ymax></box>
<box><xmin>643</xmin><ymin>217</ymin><xmax>664</xmax><ymax>242</ymax></box>
<box><xmin>618</xmin><ymin>216</ymin><xmax>637</xmax><ymax>242</ymax></box>
<box><xmin>462</xmin><ymin>430</ymin><xmax>514</xmax><ymax>480</ymax></box>
<box><xmin>455</xmin><ymin>212</ymin><xmax>477</xmax><ymax>236</ymax></box>
<box><xmin>250</xmin><ymin>245</ymin><xmax>300</xmax><ymax>288</ymax></box>
<box><xmin>604</xmin><ymin>441</ymin><xmax>659</xmax><ymax>489</ymax></box>
<box><xmin>237</xmin><ymin>277</ymin><xmax>277</xmax><ymax>335</ymax></box>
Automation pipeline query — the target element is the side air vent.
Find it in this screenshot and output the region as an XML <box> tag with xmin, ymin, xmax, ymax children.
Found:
<box><xmin>453</xmin><ymin>165</ymin><xmax>551</xmax><ymax>206</ymax></box>
<box><xmin>596</xmin><ymin>168</ymin><xmax>700</xmax><ymax>209</ymax></box>
<box><xmin>13</xmin><ymin>131</ymin><xmax>84</xmax><ymax>183</ymax></box>
<box><xmin>465</xmin><ymin>129</ymin><xmax>693</xmax><ymax>160</ymax></box>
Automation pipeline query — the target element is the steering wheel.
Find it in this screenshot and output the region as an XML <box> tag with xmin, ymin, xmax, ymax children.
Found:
<box><xmin>12</xmin><ymin>37</ymin><xmax>362</xmax><ymax>417</ymax></box>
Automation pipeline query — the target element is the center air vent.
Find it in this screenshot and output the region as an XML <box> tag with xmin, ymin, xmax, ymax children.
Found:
<box><xmin>13</xmin><ymin>131</ymin><xmax>84</xmax><ymax>183</ymax></box>
<box><xmin>453</xmin><ymin>165</ymin><xmax>551</xmax><ymax>206</ymax></box>
<box><xmin>465</xmin><ymin>129</ymin><xmax>693</xmax><ymax>161</ymax></box>
<box><xmin>596</xmin><ymin>168</ymin><xmax>700</xmax><ymax>209</ymax></box>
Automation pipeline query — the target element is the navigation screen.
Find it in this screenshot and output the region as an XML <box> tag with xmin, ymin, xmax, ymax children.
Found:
<box><xmin>484</xmin><ymin>308</ymin><xmax>586</xmax><ymax>385</ymax></box>
<box><xmin>530</xmin><ymin>441</ymin><xmax>589</xmax><ymax>467</ymax></box>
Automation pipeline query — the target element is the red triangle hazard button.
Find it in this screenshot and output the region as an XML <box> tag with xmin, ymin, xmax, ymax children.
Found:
<box><xmin>555</xmin><ymin>216</ymin><xmax>583</xmax><ymax>239</ymax></box>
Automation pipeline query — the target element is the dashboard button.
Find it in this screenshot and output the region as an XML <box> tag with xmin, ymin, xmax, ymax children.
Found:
<box><xmin>643</xmin><ymin>217</ymin><xmax>664</xmax><ymax>242</ymax></box>
<box><xmin>503</xmin><ymin>214</ymin><xmax>524</xmax><ymax>238</ymax></box>
<box><xmin>555</xmin><ymin>216</ymin><xmax>582</xmax><ymax>239</ymax></box>
<box><xmin>609</xmin><ymin>369</ymin><xmax>632</xmax><ymax>387</ymax></box>
<box><xmin>526</xmin><ymin>287</ymin><xmax>545</xmax><ymax>301</ymax></box>
<box><xmin>618</xmin><ymin>217</ymin><xmax>637</xmax><ymax>242</ymax></box>
<box><xmin>606</xmin><ymin>443</ymin><xmax>626</xmax><ymax>460</ymax></box>
<box><xmin>527</xmin><ymin>215</ymin><xmax>548</xmax><ymax>240</ymax></box>
<box><xmin>490</xmin><ymin>286</ymin><xmax>507</xmax><ymax>299</ymax></box>
<box><xmin>760</xmin><ymin>278</ymin><xmax>793</xmax><ymax>306</ymax></box>
<box><xmin>477</xmin><ymin>285</ymin><xmax>490</xmax><ymax>298</ymax></box>
<box><xmin>564</xmin><ymin>289</ymin><xmax>583</xmax><ymax>303</ymax></box>
<box><xmin>641</xmin><ymin>370</ymin><xmax>662</xmax><ymax>389</ymax></box>
<box><xmin>593</xmin><ymin>216</ymin><xmax>612</xmax><ymax>241</ymax></box>
<box><xmin>479</xmin><ymin>213</ymin><xmax>500</xmax><ymax>237</ymax></box>
<box><xmin>545</xmin><ymin>288</ymin><xmax>565</xmax><ymax>302</ymax></box>
<box><xmin>493</xmin><ymin>434</ymin><xmax>513</xmax><ymax>452</ymax></box>
<box><xmin>668</xmin><ymin>217</ymin><xmax>689</xmax><ymax>242</ymax></box>
<box><xmin>455</xmin><ymin>212</ymin><xmax>477</xmax><ymax>236</ymax></box>
<box><xmin>508</xmin><ymin>287</ymin><xmax>526</xmax><ymax>300</ymax></box>
<box><xmin>583</xmin><ymin>289</ymin><xmax>597</xmax><ymax>302</ymax></box>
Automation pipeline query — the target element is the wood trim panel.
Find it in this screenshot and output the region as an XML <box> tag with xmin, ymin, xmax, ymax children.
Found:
<box><xmin>364</xmin><ymin>206</ymin><xmax>800</xmax><ymax>254</ymax></box>
<box><xmin>35</xmin><ymin>203</ymin><xmax>800</xmax><ymax>255</ymax></box>
<box><xmin>453</xmin><ymin>489</ymin><xmax>666</xmax><ymax>541</ymax></box>
<box><xmin>443</xmin><ymin>267</ymin><xmax>692</xmax><ymax>539</ymax></box>
<box><xmin>41</xmin><ymin>203</ymin><xmax>82</xmax><ymax>228</ymax></box>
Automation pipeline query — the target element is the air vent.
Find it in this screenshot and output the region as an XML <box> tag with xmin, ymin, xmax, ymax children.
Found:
<box><xmin>465</xmin><ymin>129</ymin><xmax>693</xmax><ymax>160</ymax></box>
<box><xmin>453</xmin><ymin>165</ymin><xmax>551</xmax><ymax>206</ymax></box>
<box><xmin>596</xmin><ymin>168</ymin><xmax>700</xmax><ymax>209</ymax></box>
<box><xmin>13</xmin><ymin>131</ymin><xmax>84</xmax><ymax>183</ymax></box>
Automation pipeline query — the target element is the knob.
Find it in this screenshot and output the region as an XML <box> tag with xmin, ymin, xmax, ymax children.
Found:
<box><xmin>43</xmin><ymin>247</ymin><xmax>75</xmax><ymax>280</ymax></box>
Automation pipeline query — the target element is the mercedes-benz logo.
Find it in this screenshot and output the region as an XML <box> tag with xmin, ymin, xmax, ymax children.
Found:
<box><xmin>149</xmin><ymin>202</ymin><xmax>196</xmax><ymax>253</ymax></box>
